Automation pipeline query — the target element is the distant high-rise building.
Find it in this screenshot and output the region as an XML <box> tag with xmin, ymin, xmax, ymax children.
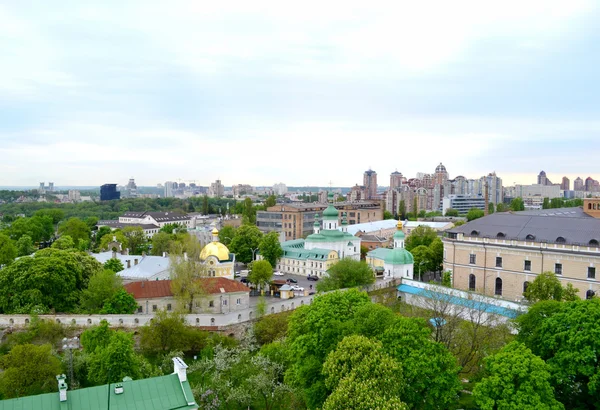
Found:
<box><xmin>209</xmin><ymin>180</ymin><xmax>225</xmax><ymax>198</ymax></box>
<box><xmin>586</xmin><ymin>177</ymin><xmax>595</xmax><ymax>192</ymax></box>
<box><xmin>123</xmin><ymin>178</ymin><xmax>138</xmax><ymax>198</ymax></box>
<box><xmin>434</xmin><ymin>163</ymin><xmax>449</xmax><ymax>185</ymax></box>
<box><xmin>574</xmin><ymin>177</ymin><xmax>584</xmax><ymax>191</ymax></box>
<box><xmin>561</xmin><ymin>176</ymin><xmax>570</xmax><ymax>191</ymax></box>
<box><xmin>363</xmin><ymin>169</ymin><xmax>377</xmax><ymax>200</ymax></box>
<box><xmin>68</xmin><ymin>190</ymin><xmax>81</xmax><ymax>202</ymax></box>
<box><xmin>273</xmin><ymin>183</ymin><xmax>287</xmax><ymax>195</ymax></box>
<box><xmin>100</xmin><ymin>184</ymin><xmax>120</xmax><ymax>201</ymax></box>
<box><xmin>164</xmin><ymin>181</ymin><xmax>177</xmax><ymax>197</ymax></box>
<box><xmin>39</xmin><ymin>182</ymin><xmax>45</xmax><ymax>194</ymax></box>
<box><xmin>48</xmin><ymin>182</ymin><xmax>54</xmax><ymax>191</ymax></box>
<box><xmin>537</xmin><ymin>171</ymin><xmax>552</xmax><ymax>186</ymax></box>
<box><xmin>390</xmin><ymin>170</ymin><xmax>403</xmax><ymax>190</ymax></box>
<box><xmin>178</xmin><ymin>182</ymin><xmax>186</xmax><ymax>189</ymax></box>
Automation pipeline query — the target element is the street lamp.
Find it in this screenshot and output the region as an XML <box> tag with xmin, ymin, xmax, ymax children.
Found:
<box><xmin>62</xmin><ymin>337</ymin><xmax>79</xmax><ymax>388</ymax></box>
<box><xmin>251</xmin><ymin>247</ymin><xmax>259</xmax><ymax>261</ymax></box>
<box><xmin>418</xmin><ymin>261</ymin><xmax>426</xmax><ymax>282</ymax></box>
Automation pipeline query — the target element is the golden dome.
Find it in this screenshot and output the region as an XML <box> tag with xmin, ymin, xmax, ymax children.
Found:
<box><xmin>212</xmin><ymin>228</ymin><xmax>219</xmax><ymax>235</ymax></box>
<box><xmin>200</xmin><ymin>242</ymin><xmax>231</xmax><ymax>261</ymax></box>
<box><xmin>397</xmin><ymin>220</ymin><xmax>403</xmax><ymax>230</ymax></box>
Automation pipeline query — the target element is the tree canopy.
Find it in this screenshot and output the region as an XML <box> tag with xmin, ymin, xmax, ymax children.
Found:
<box><xmin>0</xmin><ymin>233</ymin><xmax>17</xmax><ymax>265</ymax></box>
<box><xmin>249</xmin><ymin>260</ymin><xmax>273</xmax><ymax>290</ymax></box>
<box><xmin>523</xmin><ymin>272</ymin><xmax>579</xmax><ymax>303</ymax></box>
<box><xmin>258</xmin><ymin>231</ymin><xmax>283</xmax><ymax>267</ymax></box>
<box><xmin>316</xmin><ymin>259</ymin><xmax>375</xmax><ymax>292</ymax></box>
<box><xmin>229</xmin><ymin>224</ymin><xmax>263</xmax><ymax>263</ymax></box>
<box><xmin>466</xmin><ymin>208</ymin><xmax>485</xmax><ymax>221</ymax></box>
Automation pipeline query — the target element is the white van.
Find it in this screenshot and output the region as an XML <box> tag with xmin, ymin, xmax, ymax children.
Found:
<box><xmin>239</xmin><ymin>270</ymin><xmax>250</xmax><ymax>278</ymax></box>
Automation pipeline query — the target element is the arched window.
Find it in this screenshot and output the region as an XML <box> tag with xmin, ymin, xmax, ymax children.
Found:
<box><xmin>468</xmin><ymin>274</ymin><xmax>476</xmax><ymax>291</ymax></box>
<box><xmin>556</xmin><ymin>236</ymin><xmax>566</xmax><ymax>244</ymax></box>
<box><xmin>495</xmin><ymin>277</ymin><xmax>503</xmax><ymax>296</ymax></box>
<box><xmin>589</xmin><ymin>203</ymin><xmax>593</xmax><ymax>210</ymax></box>
<box><xmin>497</xmin><ymin>232</ymin><xmax>506</xmax><ymax>238</ymax></box>
<box><xmin>589</xmin><ymin>239</ymin><xmax>599</xmax><ymax>246</ymax></box>
<box><xmin>523</xmin><ymin>281</ymin><xmax>530</xmax><ymax>294</ymax></box>
<box><xmin>586</xmin><ymin>290</ymin><xmax>595</xmax><ymax>300</ymax></box>
<box><xmin>471</xmin><ymin>230</ymin><xmax>479</xmax><ymax>236</ymax></box>
<box><xmin>526</xmin><ymin>234</ymin><xmax>535</xmax><ymax>240</ymax></box>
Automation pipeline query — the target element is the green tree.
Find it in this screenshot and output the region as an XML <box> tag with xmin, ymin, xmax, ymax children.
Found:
<box><xmin>466</xmin><ymin>208</ymin><xmax>485</xmax><ymax>221</ymax></box>
<box><xmin>322</xmin><ymin>335</ymin><xmax>407</xmax><ymax>410</ymax></box>
<box><xmin>58</xmin><ymin>217</ymin><xmax>91</xmax><ymax>244</ymax></box>
<box><xmin>0</xmin><ymin>233</ymin><xmax>17</xmax><ymax>265</ymax></box>
<box><xmin>404</xmin><ymin>225</ymin><xmax>438</xmax><ymax>251</ymax></box>
<box><xmin>150</xmin><ymin>232</ymin><xmax>172</xmax><ymax>256</ymax></box>
<box><xmin>51</xmin><ymin>235</ymin><xmax>75</xmax><ymax>249</ymax></box>
<box><xmin>229</xmin><ymin>224</ymin><xmax>263</xmax><ymax>263</ymax></box>
<box><xmin>202</xmin><ymin>195</ymin><xmax>209</xmax><ymax>215</ymax></box>
<box><xmin>122</xmin><ymin>226</ymin><xmax>146</xmax><ymax>254</ymax></box>
<box><xmin>418</xmin><ymin>210</ymin><xmax>426</xmax><ymax>218</ymax></box>
<box><xmin>159</xmin><ymin>223</ymin><xmax>183</xmax><ymax>234</ymax></box>
<box><xmin>139</xmin><ymin>309</ymin><xmax>190</xmax><ymax>353</ymax></box>
<box><xmin>488</xmin><ymin>202</ymin><xmax>495</xmax><ymax>214</ymax></box>
<box><xmin>249</xmin><ymin>260</ymin><xmax>273</xmax><ymax>290</ymax></box>
<box><xmin>429</xmin><ymin>237</ymin><xmax>444</xmax><ymax>272</ymax></box>
<box><xmin>242</xmin><ymin>197</ymin><xmax>256</xmax><ymax>224</ymax></box>
<box><xmin>87</xmin><ymin>331</ymin><xmax>140</xmax><ymax>384</ymax></box>
<box><xmin>398</xmin><ymin>200</ymin><xmax>407</xmax><ymax>220</ymax></box>
<box><xmin>445</xmin><ymin>208</ymin><xmax>459</xmax><ymax>217</ymax></box>
<box><xmin>258</xmin><ymin>231</ymin><xmax>283</xmax><ymax>267</ymax></box>
<box><xmin>94</xmin><ymin>226</ymin><xmax>112</xmax><ymax>248</ymax></box>
<box><xmin>383</xmin><ymin>210</ymin><xmax>394</xmax><ymax>220</ymax></box>
<box><xmin>316</xmin><ymin>259</ymin><xmax>375</xmax><ymax>292</ymax></box>
<box><xmin>496</xmin><ymin>202</ymin><xmax>508</xmax><ymax>212</ymax></box>
<box><xmin>8</xmin><ymin>215</ymin><xmax>54</xmax><ymax>242</ymax></box>
<box><xmin>510</xmin><ymin>197</ymin><xmax>525</xmax><ymax>211</ymax></box>
<box><xmin>81</xmin><ymin>320</ymin><xmax>112</xmax><ymax>353</ymax></box>
<box><xmin>523</xmin><ymin>271</ymin><xmax>580</xmax><ymax>303</ymax></box>
<box><xmin>265</xmin><ymin>194</ymin><xmax>277</xmax><ymax>208</ymax></box>
<box><xmin>34</xmin><ymin>209</ymin><xmax>65</xmax><ymax>225</ymax></box>
<box><xmin>100</xmin><ymin>289</ymin><xmax>137</xmax><ymax>314</ymax></box>
<box><xmin>218</xmin><ymin>225</ymin><xmax>236</xmax><ymax>246</ymax></box>
<box><xmin>379</xmin><ymin>316</ymin><xmax>461</xmax><ymax>410</ymax></box>
<box><xmin>410</xmin><ymin>245</ymin><xmax>433</xmax><ymax>280</ymax></box>
<box><xmin>442</xmin><ymin>270</ymin><xmax>452</xmax><ymax>287</ymax></box>
<box><xmin>0</xmin><ymin>344</ymin><xmax>62</xmax><ymax>398</ymax></box>
<box><xmin>360</xmin><ymin>245</ymin><xmax>368</xmax><ymax>260</ymax></box>
<box><xmin>80</xmin><ymin>269</ymin><xmax>124</xmax><ymax>313</ymax></box>
<box><xmin>542</xmin><ymin>197</ymin><xmax>550</xmax><ymax>209</ymax></box>
<box><xmin>15</xmin><ymin>234</ymin><xmax>35</xmax><ymax>257</ymax></box>
<box><xmin>473</xmin><ymin>342</ymin><xmax>563</xmax><ymax>410</ymax></box>
<box><xmin>254</xmin><ymin>311</ymin><xmax>292</xmax><ymax>345</ymax></box>
<box><xmin>103</xmin><ymin>258</ymin><xmax>124</xmax><ymax>273</ymax></box>
<box><xmin>99</xmin><ymin>230</ymin><xmax>127</xmax><ymax>251</ymax></box>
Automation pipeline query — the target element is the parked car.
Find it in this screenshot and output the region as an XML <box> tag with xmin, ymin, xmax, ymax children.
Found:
<box><xmin>291</xmin><ymin>285</ymin><xmax>304</xmax><ymax>292</ymax></box>
<box><xmin>273</xmin><ymin>271</ymin><xmax>284</xmax><ymax>276</ymax></box>
<box><xmin>307</xmin><ymin>275</ymin><xmax>319</xmax><ymax>281</ymax></box>
<box><xmin>240</xmin><ymin>277</ymin><xmax>249</xmax><ymax>284</ymax></box>
<box><xmin>308</xmin><ymin>292</ymin><xmax>316</xmax><ymax>295</ymax></box>
<box><xmin>286</xmin><ymin>278</ymin><xmax>298</xmax><ymax>284</ymax></box>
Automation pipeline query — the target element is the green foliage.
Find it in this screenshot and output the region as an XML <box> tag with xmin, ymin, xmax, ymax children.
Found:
<box><xmin>15</xmin><ymin>235</ymin><xmax>35</xmax><ymax>257</ymax></box>
<box><xmin>411</xmin><ymin>245</ymin><xmax>433</xmax><ymax>278</ymax></box>
<box><xmin>405</xmin><ymin>225</ymin><xmax>438</xmax><ymax>251</ymax></box>
<box><xmin>249</xmin><ymin>260</ymin><xmax>273</xmax><ymax>289</ymax></box>
<box><xmin>254</xmin><ymin>311</ymin><xmax>292</xmax><ymax>345</ymax></box>
<box><xmin>488</xmin><ymin>202</ymin><xmax>495</xmax><ymax>214</ymax></box>
<box><xmin>34</xmin><ymin>209</ymin><xmax>65</xmax><ymax>225</ymax></box>
<box><xmin>58</xmin><ymin>217</ymin><xmax>91</xmax><ymax>244</ymax></box>
<box><xmin>87</xmin><ymin>331</ymin><xmax>140</xmax><ymax>384</ymax></box>
<box><xmin>445</xmin><ymin>208</ymin><xmax>459</xmax><ymax>217</ymax></box>
<box><xmin>442</xmin><ymin>270</ymin><xmax>452</xmax><ymax>287</ymax></box>
<box><xmin>0</xmin><ymin>233</ymin><xmax>17</xmax><ymax>265</ymax></box>
<box><xmin>258</xmin><ymin>231</ymin><xmax>283</xmax><ymax>267</ymax></box>
<box><xmin>3</xmin><ymin>315</ymin><xmax>67</xmax><ymax>349</ymax></box>
<box><xmin>517</xmin><ymin>298</ymin><xmax>600</xmax><ymax>408</ymax></box>
<box><xmin>81</xmin><ymin>320</ymin><xmax>113</xmax><ymax>353</ymax></box>
<box><xmin>100</xmin><ymin>289</ymin><xmax>137</xmax><ymax>314</ymax></box>
<box><xmin>398</xmin><ymin>200</ymin><xmax>407</xmax><ymax>220</ymax></box>
<box><xmin>0</xmin><ymin>344</ymin><xmax>62</xmax><ymax>398</ymax></box>
<box><xmin>523</xmin><ymin>271</ymin><xmax>580</xmax><ymax>303</ymax></box>
<box><xmin>243</xmin><ymin>197</ymin><xmax>257</xmax><ymax>224</ymax></box>
<box><xmin>99</xmin><ymin>230</ymin><xmax>126</xmax><ymax>251</ymax></box>
<box><xmin>218</xmin><ymin>225</ymin><xmax>236</xmax><ymax>246</ymax></box>
<box><xmin>379</xmin><ymin>316</ymin><xmax>462</xmax><ymax>409</ymax></box>
<box><xmin>265</xmin><ymin>194</ymin><xmax>277</xmax><ymax>208</ymax></box>
<box><xmin>7</xmin><ymin>215</ymin><xmax>54</xmax><ymax>242</ymax></box>
<box><xmin>80</xmin><ymin>269</ymin><xmax>124</xmax><ymax>313</ymax></box>
<box><xmin>322</xmin><ymin>335</ymin><xmax>407</xmax><ymax>410</ymax></box>
<box><xmin>496</xmin><ymin>202</ymin><xmax>508</xmax><ymax>212</ymax></box>
<box><xmin>0</xmin><ymin>248</ymin><xmax>103</xmax><ymax>313</ymax></box>
<box><xmin>94</xmin><ymin>226</ymin><xmax>112</xmax><ymax>248</ymax></box>
<box><xmin>466</xmin><ymin>208</ymin><xmax>485</xmax><ymax>221</ymax></box>
<box><xmin>51</xmin><ymin>235</ymin><xmax>75</xmax><ymax>249</ymax></box>
<box><xmin>510</xmin><ymin>197</ymin><xmax>525</xmax><ymax>211</ymax></box>
<box><xmin>383</xmin><ymin>210</ymin><xmax>394</xmax><ymax>220</ymax></box>
<box><xmin>103</xmin><ymin>258</ymin><xmax>124</xmax><ymax>273</ymax></box>
<box><xmin>122</xmin><ymin>226</ymin><xmax>147</xmax><ymax>254</ymax></box>
<box><xmin>229</xmin><ymin>224</ymin><xmax>263</xmax><ymax>263</ymax></box>
<box><xmin>139</xmin><ymin>310</ymin><xmax>190</xmax><ymax>353</ymax></box>
<box><xmin>159</xmin><ymin>223</ymin><xmax>183</xmax><ymax>234</ymax></box>
<box><xmin>360</xmin><ymin>245</ymin><xmax>368</xmax><ymax>260</ymax></box>
<box><xmin>473</xmin><ymin>342</ymin><xmax>563</xmax><ymax>410</ymax></box>
<box><xmin>149</xmin><ymin>231</ymin><xmax>172</xmax><ymax>256</ymax></box>
<box><xmin>316</xmin><ymin>259</ymin><xmax>375</xmax><ymax>292</ymax></box>
<box><xmin>169</xmin><ymin>241</ymin><xmax>207</xmax><ymax>313</ymax></box>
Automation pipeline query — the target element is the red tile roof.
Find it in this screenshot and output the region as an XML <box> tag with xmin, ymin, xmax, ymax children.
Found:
<box><xmin>124</xmin><ymin>278</ymin><xmax>250</xmax><ymax>299</ymax></box>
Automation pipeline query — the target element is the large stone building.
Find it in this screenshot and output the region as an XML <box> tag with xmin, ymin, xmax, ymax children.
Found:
<box><xmin>364</xmin><ymin>169</ymin><xmax>378</xmax><ymax>200</ymax></box>
<box><xmin>256</xmin><ymin>200</ymin><xmax>382</xmax><ymax>240</ymax></box>
<box><xmin>98</xmin><ymin>211</ymin><xmax>192</xmax><ymax>239</ymax></box>
<box><xmin>199</xmin><ymin>228</ymin><xmax>236</xmax><ymax>279</ymax></box>
<box><xmin>443</xmin><ymin>199</ymin><xmax>600</xmax><ymax>301</ymax></box>
<box><xmin>276</xmin><ymin>195</ymin><xmax>362</xmax><ymax>277</ymax></box>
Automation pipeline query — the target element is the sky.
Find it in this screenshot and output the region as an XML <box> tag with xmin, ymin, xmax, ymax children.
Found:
<box><xmin>1</xmin><ymin>0</ymin><xmax>600</xmax><ymax>188</ymax></box>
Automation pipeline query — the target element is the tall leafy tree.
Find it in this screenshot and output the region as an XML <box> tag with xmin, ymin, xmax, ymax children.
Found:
<box><xmin>169</xmin><ymin>239</ymin><xmax>206</xmax><ymax>313</ymax></box>
<box><xmin>150</xmin><ymin>232</ymin><xmax>172</xmax><ymax>256</ymax></box>
<box><xmin>87</xmin><ymin>331</ymin><xmax>140</xmax><ymax>384</ymax></box>
<box><xmin>51</xmin><ymin>235</ymin><xmax>75</xmax><ymax>249</ymax></box>
<box><xmin>473</xmin><ymin>342</ymin><xmax>563</xmax><ymax>410</ymax></box>
<box><xmin>265</xmin><ymin>194</ymin><xmax>277</xmax><ymax>208</ymax></box>
<box><xmin>410</xmin><ymin>245</ymin><xmax>433</xmax><ymax>280</ymax></box>
<box><xmin>243</xmin><ymin>197</ymin><xmax>256</xmax><ymax>224</ymax></box>
<box><xmin>398</xmin><ymin>200</ymin><xmax>407</xmax><ymax>220</ymax></box>
<box><xmin>510</xmin><ymin>197</ymin><xmax>525</xmax><ymax>211</ymax></box>
<box><xmin>466</xmin><ymin>208</ymin><xmax>485</xmax><ymax>221</ymax></box>
<box><xmin>229</xmin><ymin>224</ymin><xmax>263</xmax><ymax>263</ymax></box>
<box><xmin>405</xmin><ymin>225</ymin><xmax>438</xmax><ymax>251</ymax></box>
<box><xmin>80</xmin><ymin>269</ymin><xmax>124</xmax><ymax>313</ymax></box>
<box><xmin>524</xmin><ymin>271</ymin><xmax>580</xmax><ymax>303</ymax></box>
<box><xmin>0</xmin><ymin>233</ymin><xmax>17</xmax><ymax>265</ymax></box>
<box><xmin>34</xmin><ymin>209</ymin><xmax>65</xmax><ymax>225</ymax></box>
<box><xmin>0</xmin><ymin>344</ymin><xmax>62</xmax><ymax>398</ymax></box>
<box><xmin>103</xmin><ymin>258</ymin><xmax>124</xmax><ymax>273</ymax></box>
<box><xmin>258</xmin><ymin>231</ymin><xmax>283</xmax><ymax>267</ymax></box>
<box><xmin>100</xmin><ymin>289</ymin><xmax>137</xmax><ymax>314</ymax></box>
<box><xmin>9</xmin><ymin>215</ymin><xmax>54</xmax><ymax>242</ymax></box>
<box><xmin>218</xmin><ymin>225</ymin><xmax>237</xmax><ymax>246</ymax></box>
<box><xmin>316</xmin><ymin>259</ymin><xmax>375</xmax><ymax>292</ymax></box>
<box><xmin>139</xmin><ymin>310</ymin><xmax>190</xmax><ymax>353</ymax></box>
<box><xmin>58</xmin><ymin>217</ymin><xmax>91</xmax><ymax>244</ymax></box>
<box><xmin>16</xmin><ymin>234</ymin><xmax>35</xmax><ymax>257</ymax></box>
<box><xmin>122</xmin><ymin>226</ymin><xmax>147</xmax><ymax>254</ymax></box>
<box><xmin>249</xmin><ymin>260</ymin><xmax>273</xmax><ymax>290</ymax></box>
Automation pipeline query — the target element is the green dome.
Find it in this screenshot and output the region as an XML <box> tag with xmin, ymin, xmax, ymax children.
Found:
<box><xmin>322</xmin><ymin>204</ymin><xmax>339</xmax><ymax>220</ymax></box>
<box><xmin>384</xmin><ymin>249</ymin><xmax>414</xmax><ymax>265</ymax></box>
<box><xmin>393</xmin><ymin>229</ymin><xmax>405</xmax><ymax>239</ymax></box>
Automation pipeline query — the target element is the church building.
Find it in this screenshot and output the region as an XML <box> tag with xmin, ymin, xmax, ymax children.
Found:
<box><xmin>366</xmin><ymin>221</ymin><xmax>414</xmax><ymax>279</ymax></box>
<box><xmin>199</xmin><ymin>228</ymin><xmax>236</xmax><ymax>279</ymax></box>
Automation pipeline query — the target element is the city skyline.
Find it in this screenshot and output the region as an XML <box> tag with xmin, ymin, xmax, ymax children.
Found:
<box><xmin>2</xmin><ymin>2</ymin><xmax>600</xmax><ymax>186</ymax></box>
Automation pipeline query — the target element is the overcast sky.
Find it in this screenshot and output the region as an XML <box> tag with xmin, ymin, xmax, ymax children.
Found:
<box><xmin>1</xmin><ymin>1</ymin><xmax>599</xmax><ymax>188</ymax></box>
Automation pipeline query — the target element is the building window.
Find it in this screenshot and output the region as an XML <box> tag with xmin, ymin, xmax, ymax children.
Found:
<box><xmin>223</xmin><ymin>300</ymin><xmax>228</xmax><ymax>306</ymax></box>
<box><xmin>588</xmin><ymin>267</ymin><xmax>596</xmax><ymax>279</ymax></box>
<box><xmin>209</xmin><ymin>300</ymin><xmax>214</xmax><ymax>307</ymax></box>
<box><xmin>523</xmin><ymin>281</ymin><xmax>530</xmax><ymax>294</ymax></box>
<box><xmin>167</xmin><ymin>304</ymin><xmax>172</xmax><ymax>311</ymax></box>
<box><xmin>469</xmin><ymin>254</ymin><xmax>476</xmax><ymax>264</ymax></box>
<box><xmin>524</xmin><ymin>260</ymin><xmax>531</xmax><ymax>271</ymax></box>
<box><xmin>495</xmin><ymin>277</ymin><xmax>503</xmax><ymax>296</ymax></box>
<box><xmin>495</xmin><ymin>257</ymin><xmax>502</xmax><ymax>268</ymax></box>
<box><xmin>468</xmin><ymin>274</ymin><xmax>476</xmax><ymax>291</ymax></box>
<box><xmin>137</xmin><ymin>306</ymin><xmax>143</xmax><ymax>313</ymax></box>
<box><xmin>152</xmin><ymin>305</ymin><xmax>157</xmax><ymax>312</ymax></box>
<box><xmin>236</xmin><ymin>298</ymin><xmax>241</xmax><ymax>305</ymax></box>
<box><xmin>555</xmin><ymin>263</ymin><xmax>562</xmax><ymax>275</ymax></box>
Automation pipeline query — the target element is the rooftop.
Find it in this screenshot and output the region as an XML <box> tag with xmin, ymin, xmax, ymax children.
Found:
<box><xmin>97</xmin><ymin>221</ymin><xmax>159</xmax><ymax>230</ymax></box>
<box><xmin>125</xmin><ymin>277</ymin><xmax>250</xmax><ymax>299</ymax></box>
<box><xmin>91</xmin><ymin>252</ymin><xmax>170</xmax><ymax>280</ymax></box>
<box><xmin>121</xmin><ymin>211</ymin><xmax>191</xmax><ymax>222</ymax></box>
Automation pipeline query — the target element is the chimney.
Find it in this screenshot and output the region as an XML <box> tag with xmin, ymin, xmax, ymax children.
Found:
<box><xmin>134</xmin><ymin>258</ymin><xmax>138</xmax><ymax>266</ymax></box>
<box><xmin>56</xmin><ymin>374</ymin><xmax>67</xmax><ymax>402</ymax></box>
<box><xmin>126</xmin><ymin>260</ymin><xmax>131</xmax><ymax>269</ymax></box>
<box><xmin>172</xmin><ymin>357</ymin><xmax>188</xmax><ymax>382</ymax></box>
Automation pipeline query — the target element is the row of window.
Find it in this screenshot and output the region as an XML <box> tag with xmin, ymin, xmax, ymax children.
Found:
<box><xmin>468</xmin><ymin>274</ymin><xmax>596</xmax><ymax>299</ymax></box>
<box><xmin>469</xmin><ymin>254</ymin><xmax>596</xmax><ymax>278</ymax></box>
<box><xmin>141</xmin><ymin>298</ymin><xmax>243</xmax><ymax>313</ymax></box>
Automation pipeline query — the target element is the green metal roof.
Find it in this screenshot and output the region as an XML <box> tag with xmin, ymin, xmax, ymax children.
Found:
<box><xmin>0</xmin><ymin>374</ymin><xmax>197</xmax><ymax>410</ymax></box>
<box><xmin>322</xmin><ymin>204</ymin><xmax>339</xmax><ymax>219</ymax></box>
<box><xmin>368</xmin><ymin>248</ymin><xmax>414</xmax><ymax>265</ymax></box>
<box><xmin>305</xmin><ymin>229</ymin><xmax>355</xmax><ymax>243</ymax></box>
<box><xmin>281</xmin><ymin>239</ymin><xmax>305</xmax><ymax>249</ymax></box>
<box><xmin>393</xmin><ymin>229</ymin><xmax>405</xmax><ymax>239</ymax></box>
<box><xmin>282</xmin><ymin>247</ymin><xmax>335</xmax><ymax>261</ymax></box>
